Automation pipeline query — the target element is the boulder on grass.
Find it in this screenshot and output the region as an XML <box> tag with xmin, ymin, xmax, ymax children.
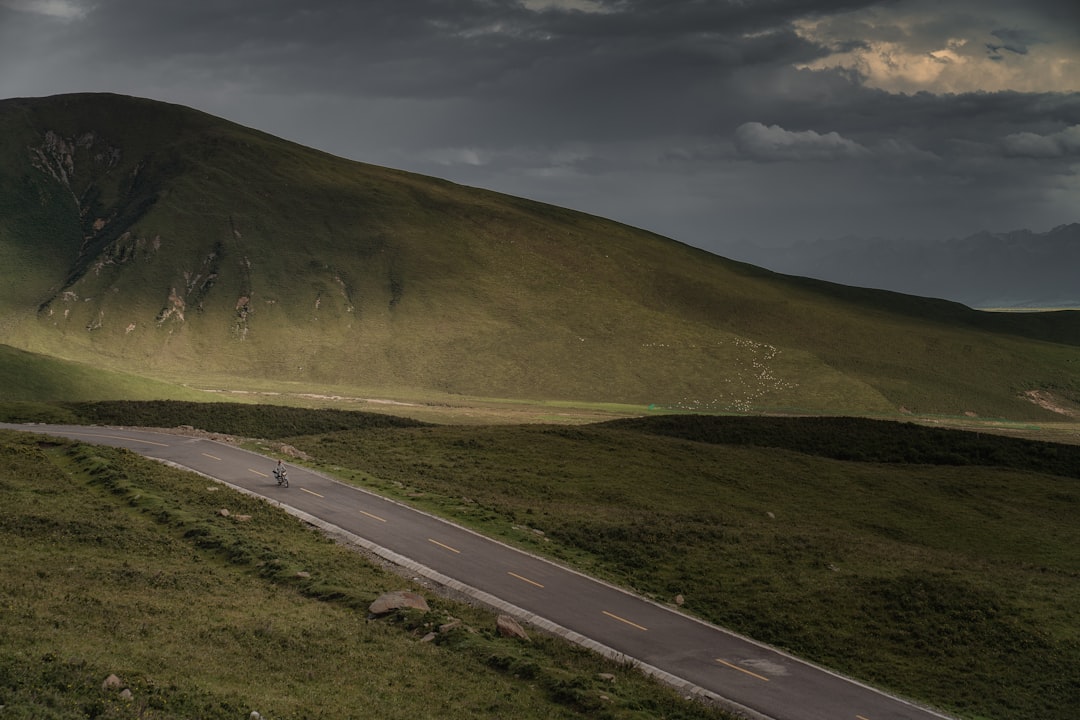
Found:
<box><xmin>496</xmin><ymin>614</ymin><xmax>530</xmax><ymax>641</ymax></box>
<box><xmin>369</xmin><ymin>590</ymin><xmax>430</xmax><ymax>615</ymax></box>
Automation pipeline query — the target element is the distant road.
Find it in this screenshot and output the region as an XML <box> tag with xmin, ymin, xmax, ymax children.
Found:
<box><xmin>3</xmin><ymin>423</ymin><xmax>955</xmax><ymax>720</ymax></box>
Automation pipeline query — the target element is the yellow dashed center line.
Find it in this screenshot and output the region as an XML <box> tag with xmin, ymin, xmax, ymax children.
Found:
<box><xmin>857</xmin><ymin>715</ymin><xmax>872</xmax><ymax>720</ymax></box>
<box><xmin>201</xmin><ymin>453</ymin><xmax>221</xmax><ymax>460</ymax></box>
<box><xmin>249</xmin><ymin>468</ymin><xmax>269</xmax><ymax>477</ymax></box>
<box><xmin>508</xmin><ymin>571</ymin><xmax>544</xmax><ymax>588</ymax></box>
<box><xmin>716</xmin><ymin>659</ymin><xmax>770</xmax><ymax>682</ymax></box>
<box><xmin>602</xmin><ymin>610</ymin><xmax>648</xmax><ymax>631</ymax></box>
<box><xmin>300</xmin><ymin>488</ymin><xmax>323</xmax><ymax>498</ymax></box>
<box><xmin>359</xmin><ymin>510</ymin><xmax>386</xmax><ymax>522</ymax></box>
<box><xmin>428</xmin><ymin>538</ymin><xmax>461</xmax><ymax>554</ymax></box>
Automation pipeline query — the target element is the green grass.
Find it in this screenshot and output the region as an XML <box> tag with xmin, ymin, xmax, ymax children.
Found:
<box><xmin>5</xmin><ymin>400</ymin><xmax>1080</xmax><ymax>718</ymax></box>
<box><xmin>0</xmin><ymin>345</ymin><xmax>210</xmax><ymax>403</ymax></box>
<box><xmin>2</xmin><ymin>93</ymin><xmax>1079</xmax><ymax>422</ymax></box>
<box><xmin>266</xmin><ymin>416</ymin><xmax>1080</xmax><ymax>720</ymax></box>
<box><xmin>0</xmin><ymin>429</ymin><xmax>733</xmax><ymax>720</ymax></box>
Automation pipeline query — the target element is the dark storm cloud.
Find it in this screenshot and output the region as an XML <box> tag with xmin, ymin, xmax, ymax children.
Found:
<box><xmin>93</xmin><ymin>1</ymin><xmax>867</xmax><ymax>87</ymax></box>
<box><xmin>0</xmin><ymin>0</ymin><xmax>1077</xmax><ymax>252</ymax></box>
<box><xmin>66</xmin><ymin>0</ymin><xmax>837</xmax><ymax>112</ymax></box>
<box><xmin>986</xmin><ymin>28</ymin><xmax>1036</xmax><ymax>59</ymax></box>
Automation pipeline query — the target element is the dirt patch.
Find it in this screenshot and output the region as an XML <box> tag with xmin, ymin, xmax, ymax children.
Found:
<box><xmin>156</xmin><ymin>424</ymin><xmax>244</xmax><ymax>444</ymax></box>
<box><xmin>130</xmin><ymin>425</ymin><xmax>313</xmax><ymax>460</ymax></box>
<box><xmin>1022</xmin><ymin>390</ymin><xmax>1080</xmax><ymax>418</ymax></box>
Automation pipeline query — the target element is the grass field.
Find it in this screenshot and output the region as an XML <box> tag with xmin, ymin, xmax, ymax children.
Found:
<box><xmin>0</xmin><ymin>429</ymin><xmax>733</xmax><ymax>720</ymax></box>
<box><xmin>271</xmin><ymin>414</ymin><xmax>1078</xmax><ymax>720</ymax></box>
<box><xmin>4</xmin><ymin>401</ymin><xmax>1078</xmax><ymax>719</ymax></box>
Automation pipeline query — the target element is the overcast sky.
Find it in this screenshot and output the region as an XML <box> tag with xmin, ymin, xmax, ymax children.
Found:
<box><xmin>1</xmin><ymin>0</ymin><xmax>1078</xmax><ymax>263</ymax></box>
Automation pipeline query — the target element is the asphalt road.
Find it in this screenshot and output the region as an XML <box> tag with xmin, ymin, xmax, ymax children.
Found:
<box><xmin>3</xmin><ymin>423</ymin><xmax>956</xmax><ymax>720</ymax></box>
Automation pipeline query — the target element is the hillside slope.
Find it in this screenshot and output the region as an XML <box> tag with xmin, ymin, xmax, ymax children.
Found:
<box><xmin>1</xmin><ymin>93</ymin><xmax>1077</xmax><ymax>419</ymax></box>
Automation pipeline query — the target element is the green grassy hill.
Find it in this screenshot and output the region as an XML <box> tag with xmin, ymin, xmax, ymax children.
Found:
<box><xmin>0</xmin><ymin>344</ymin><xmax>212</xmax><ymax>405</ymax></box>
<box><xmin>1</xmin><ymin>93</ymin><xmax>1078</xmax><ymax>420</ymax></box>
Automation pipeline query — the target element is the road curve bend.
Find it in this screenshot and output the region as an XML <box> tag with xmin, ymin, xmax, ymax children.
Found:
<box><xmin>1</xmin><ymin>423</ymin><xmax>955</xmax><ymax>720</ymax></box>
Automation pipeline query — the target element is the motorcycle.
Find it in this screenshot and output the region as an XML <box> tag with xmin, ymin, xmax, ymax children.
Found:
<box><xmin>273</xmin><ymin>465</ymin><xmax>289</xmax><ymax>488</ymax></box>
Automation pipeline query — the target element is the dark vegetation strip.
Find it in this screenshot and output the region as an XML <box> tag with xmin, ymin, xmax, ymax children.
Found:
<box><xmin>60</xmin><ymin>400</ymin><xmax>431</xmax><ymax>438</ymax></box>
<box><xmin>12</xmin><ymin>401</ymin><xmax>1080</xmax><ymax>480</ymax></box>
<box><xmin>600</xmin><ymin>414</ymin><xmax>1080</xmax><ymax>478</ymax></box>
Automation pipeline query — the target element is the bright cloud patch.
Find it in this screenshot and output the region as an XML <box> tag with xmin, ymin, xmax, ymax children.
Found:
<box><xmin>0</xmin><ymin>0</ymin><xmax>88</xmax><ymax>19</ymax></box>
<box><xmin>734</xmin><ymin>122</ymin><xmax>869</xmax><ymax>162</ymax></box>
<box><xmin>792</xmin><ymin>8</ymin><xmax>1080</xmax><ymax>94</ymax></box>
<box><xmin>522</xmin><ymin>0</ymin><xmax>611</xmax><ymax>13</ymax></box>
<box><xmin>1002</xmin><ymin>126</ymin><xmax>1080</xmax><ymax>158</ymax></box>
<box><xmin>424</xmin><ymin>147</ymin><xmax>489</xmax><ymax>167</ymax></box>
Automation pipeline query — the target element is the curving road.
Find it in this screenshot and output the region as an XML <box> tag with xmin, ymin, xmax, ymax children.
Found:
<box><xmin>2</xmin><ymin>423</ymin><xmax>955</xmax><ymax>720</ymax></box>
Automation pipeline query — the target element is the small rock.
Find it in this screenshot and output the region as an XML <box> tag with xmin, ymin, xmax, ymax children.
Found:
<box><xmin>218</xmin><ymin>508</ymin><xmax>230</xmax><ymax>517</ymax></box>
<box><xmin>235</xmin><ymin>514</ymin><xmax>252</xmax><ymax>522</ymax></box>
<box><xmin>420</xmin><ymin>632</ymin><xmax>437</xmax><ymax>643</ymax></box>
<box><xmin>295</xmin><ymin>571</ymin><xmax>311</xmax><ymax>579</ymax></box>
<box><xmin>674</xmin><ymin>594</ymin><xmax>685</xmax><ymax>606</ymax></box>
<box><xmin>766</xmin><ymin>511</ymin><xmax>775</xmax><ymax>519</ymax></box>
<box><xmin>250</xmin><ymin>712</ymin><xmax>262</xmax><ymax>720</ymax></box>
<box><xmin>496</xmin><ymin>614</ymin><xmax>530</xmax><ymax>641</ymax></box>
<box><xmin>598</xmin><ymin>673</ymin><xmax>616</xmax><ymax>683</ymax></box>
<box><xmin>369</xmin><ymin>590</ymin><xmax>430</xmax><ymax>615</ymax></box>
<box><xmin>119</xmin><ymin>689</ymin><xmax>133</xmax><ymax>701</ymax></box>
<box><xmin>439</xmin><ymin>619</ymin><xmax>462</xmax><ymax>633</ymax></box>
<box><xmin>102</xmin><ymin>674</ymin><xmax>122</xmax><ymax>691</ymax></box>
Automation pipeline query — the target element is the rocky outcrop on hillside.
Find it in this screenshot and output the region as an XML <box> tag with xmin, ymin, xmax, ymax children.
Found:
<box><xmin>27</xmin><ymin>126</ymin><xmax>165</xmax><ymax>318</ymax></box>
<box><xmin>29</xmin><ymin>130</ymin><xmax>122</xmax><ymax>211</ymax></box>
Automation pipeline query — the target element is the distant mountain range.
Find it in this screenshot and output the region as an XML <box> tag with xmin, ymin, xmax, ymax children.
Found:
<box><xmin>727</xmin><ymin>225</ymin><xmax>1080</xmax><ymax>308</ymax></box>
<box><xmin>0</xmin><ymin>93</ymin><xmax>1078</xmax><ymax>420</ymax></box>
